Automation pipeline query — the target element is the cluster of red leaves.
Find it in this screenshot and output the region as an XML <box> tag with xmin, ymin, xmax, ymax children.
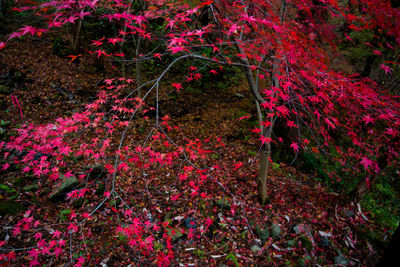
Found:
<box><xmin>0</xmin><ymin>74</ymin><xmax>386</xmax><ymax>266</ymax></box>
<box><xmin>1</xmin><ymin>0</ymin><xmax>399</xmax><ymax>265</ymax></box>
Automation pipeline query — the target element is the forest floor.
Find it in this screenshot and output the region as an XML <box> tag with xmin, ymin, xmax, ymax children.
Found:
<box><xmin>0</xmin><ymin>36</ymin><xmax>390</xmax><ymax>266</ymax></box>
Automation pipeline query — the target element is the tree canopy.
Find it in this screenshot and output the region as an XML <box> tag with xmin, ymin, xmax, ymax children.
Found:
<box><xmin>0</xmin><ymin>0</ymin><xmax>399</xmax><ymax>265</ymax></box>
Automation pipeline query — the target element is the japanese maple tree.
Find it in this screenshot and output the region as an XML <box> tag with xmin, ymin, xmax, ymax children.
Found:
<box><xmin>0</xmin><ymin>0</ymin><xmax>399</xmax><ymax>265</ymax></box>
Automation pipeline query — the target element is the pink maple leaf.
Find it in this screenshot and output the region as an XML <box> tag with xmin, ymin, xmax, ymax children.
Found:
<box><xmin>152</xmin><ymin>223</ymin><xmax>161</xmax><ymax>232</ymax></box>
<box><xmin>52</xmin><ymin>230</ymin><xmax>62</xmax><ymax>239</ymax></box>
<box><xmin>104</xmin><ymin>79</ymin><xmax>114</xmax><ymax>85</ymax></box>
<box><xmin>379</xmin><ymin>64</ymin><xmax>392</xmax><ymax>75</ymax></box>
<box><xmin>1</xmin><ymin>163</ymin><xmax>10</xmax><ymax>171</ymax></box>
<box><xmin>75</xmin><ymin>256</ymin><xmax>85</xmax><ymax>267</ymax></box>
<box><xmin>165</xmin><ymin>19</ymin><xmax>175</xmax><ymax>30</ymax></box>
<box><xmin>91</xmin><ymin>37</ymin><xmax>104</xmax><ymax>46</ymax></box>
<box><xmin>53</xmin><ymin>247</ymin><xmax>63</xmax><ymax>258</ymax></box>
<box><xmin>134</xmin><ymin>15</ymin><xmax>147</xmax><ymax>25</ymax></box>
<box><xmin>8</xmin><ymin>31</ymin><xmax>22</xmax><ymax>40</ymax></box>
<box><xmin>28</xmin><ymin>248</ymin><xmax>39</xmax><ymax>261</ymax></box>
<box><xmin>34</xmin><ymin>232</ymin><xmax>42</xmax><ymax>241</ymax></box>
<box><xmin>12</xmin><ymin>227</ymin><xmax>21</xmax><ymax>236</ymax></box>
<box><xmin>209</xmin><ymin>69</ymin><xmax>218</xmax><ymax>75</ymax></box>
<box><xmin>124</xmin><ymin>209</ymin><xmax>133</xmax><ymax>217</ymax></box>
<box><xmin>20</xmin><ymin>25</ymin><xmax>36</xmax><ymax>36</ymax></box>
<box><xmin>79</xmin><ymin>10</ymin><xmax>91</xmax><ymax>19</ymax></box>
<box><xmin>22</xmin><ymin>166</ymin><xmax>31</xmax><ymax>173</ymax></box>
<box><xmin>385</xmin><ymin>128</ymin><xmax>398</xmax><ymax>136</ymax></box>
<box><xmin>238</xmin><ymin>115</ymin><xmax>250</xmax><ymax>121</ymax></box>
<box><xmin>169</xmin><ymin>46</ymin><xmax>185</xmax><ymax>54</ymax></box>
<box><xmin>107</xmin><ymin>37</ymin><xmax>122</xmax><ymax>46</ymax></box>
<box><xmin>171</xmin><ymin>193</ymin><xmax>181</xmax><ymax>201</ymax></box>
<box><xmin>104</xmin><ymin>191</ymin><xmax>111</xmax><ymax>198</ymax></box>
<box><xmin>259</xmin><ymin>135</ymin><xmax>272</xmax><ymax>145</ymax></box>
<box><xmin>362</xmin><ymin>115</ymin><xmax>374</xmax><ymax>125</ymax></box>
<box><xmin>172</xmin><ymin>83</ymin><xmax>183</xmax><ymax>92</ymax></box>
<box><xmin>287</xmin><ymin>120</ymin><xmax>298</xmax><ymax>128</ymax></box>
<box><xmin>228</xmin><ymin>23</ymin><xmax>240</xmax><ymax>36</ymax></box>
<box><xmin>205</xmin><ymin>218</ymin><xmax>213</xmax><ymax>228</ymax></box>
<box><xmin>58</xmin><ymin>239</ymin><xmax>66</xmax><ymax>247</ymax></box>
<box><xmin>344</xmin><ymin>32</ymin><xmax>353</xmax><ymax>42</ymax></box>
<box><xmin>94</xmin><ymin>49</ymin><xmax>106</xmax><ymax>58</ymax></box>
<box><xmin>154</xmin><ymin>53</ymin><xmax>162</xmax><ymax>60</ymax></box>
<box><xmin>233</xmin><ymin>162</ymin><xmax>243</xmax><ymax>170</ymax></box>
<box><xmin>59</xmin><ymin>145</ymin><xmax>72</xmax><ymax>155</ymax></box>
<box><xmin>290</xmin><ymin>142</ymin><xmax>299</xmax><ymax>153</ymax></box>
<box><xmin>64</xmin><ymin>171</ymin><xmax>74</xmax><ymax>179</ymax></box>
<box><xmin>372</xmin><ymin>50</ymin><xmax>382</xmax><ymax>56</ymax></box>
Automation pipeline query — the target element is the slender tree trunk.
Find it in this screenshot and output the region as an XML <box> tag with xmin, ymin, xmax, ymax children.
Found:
<box><xmin>361</xmin><ymin>29</ymin><xmax>384</xmax><ymax>77</ymax></box>
<box><xmin>121</xmin><ymin>0</ymin><xmax>146</xmax><ymax>81</ymax></box>
<box><xmin>350</xmin><ymin>175</ymin><xmax>376</xmax><ymax>203</ymax></box>
<box><xmin>135</xmin><ymin>37</ymin><xmax>142</xmax><ymax>99</ymax></box>
<box><xmin>72</xmin><ymin>19</ymin><xmax>82</xmax><ymax>52</ymax></box>
<box><xmin>257</xmin><ymin>148</ymin><xmax>269</xmax><ymax>204</ymax></box>
<box><xmin>120</xmin><ymin>2</ymin><xmax>133</xmax><ymax>78</ymax></box>
<box><xmin>255</xmin><ymin>0</ymin><xmax>284</xmax><ymax>202</ymax></box>
<box><xmin>257</xmin><ymin>118</ymin><xmax>275</xmax><ymax>204</ymax></box>
<box><xmin>235</xmin><ymin>56</ymin><xmax>271</xmax><ymax>204</ymax></box>
<box><xmin>237</xmin><ymin>0</ymin><xmax>286</xmax><ymax>204</ymax></box>
<box><xmin>255</xmin><ymin>98</ymin><xmax>270</xmax><ymax>204</ymax></box>
<box><xmin>361</xmin><ymin>55</ymin><xmax>374</xmax><ymax>78</ymax></box>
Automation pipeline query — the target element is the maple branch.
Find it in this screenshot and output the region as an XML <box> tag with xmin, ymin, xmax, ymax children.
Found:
<box><xmin>189</xmin><ymin>53</ymin><xmax>265</xmax><ymax>103</ymax></box>
<box><xmin>72</xmin><ymin>56</ymin><xmax>191</xmax><ymax>227</ymax></box>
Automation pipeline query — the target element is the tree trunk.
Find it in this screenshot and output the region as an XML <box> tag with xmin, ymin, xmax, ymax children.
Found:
<box><xmin>361</xmin><ymin>55</ymin><xmax>374</xmax><ymax>78</ymax></box>
<box><xmin>136</xmin><ymin>37</ymin><xmax>142</xmax><ymax>99</ymax></box>
<box><xmin>72</xmin><ymin>19</ymin><xmax>82</xmax><ymax>52</ymax></box>
<box><xmin>361</xmin><ymin>29</ymin><xmax>384</xmax><ymax>77</ymax></box>
<box><xmin>255</xmin><ymin>98</ymin><xmax>270</xmax><ymax>204</ymax></box>
<box><xmin>377</xmin><ymin>223</ymin><xmax>400</xmax><ymax>267</ymax></box>
<box><xmin>254</xmin><ymin>1</ymin><xmax>285</xmax><ymax>204</ymax></box>
<box><xmin>350</xmin><ymin>176</ymin><xmax>374</xmax><ymax>203</ymax></box>
<box><xmin>257</xmin><ymin>145</ymin><xmax>271</xmax><ymax>204</ymax></box>
<box><xmin>231</xmin><ymin>0</ymin><xmax>286</xmax><ymax>205</ymax></box>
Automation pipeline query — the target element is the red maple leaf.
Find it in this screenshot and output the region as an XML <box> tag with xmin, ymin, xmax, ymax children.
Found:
<box><xmin>172</xmin><ymin>83</ymin><xmax>183</xmax><ymax>92</ymax></box>
<box><xmin>379</xmin><ymin>64</ymin><xmax>392</xmax><ymax>75</ymax></box>
<box><xmin>290</xmin><ymin>142</ymin><xmax>299</xmax><ymax>153</ymax></box>
<box><xmin>259</xmin><ymin>135</ymin><xmax>272</xmax><ymax>145</ymax></box>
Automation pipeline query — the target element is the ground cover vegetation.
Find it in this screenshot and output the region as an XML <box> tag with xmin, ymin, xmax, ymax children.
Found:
<box><xmin>0</xmin><ymin>0</ymin><xmax>399</xmax><ymax>265</ymax></box>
